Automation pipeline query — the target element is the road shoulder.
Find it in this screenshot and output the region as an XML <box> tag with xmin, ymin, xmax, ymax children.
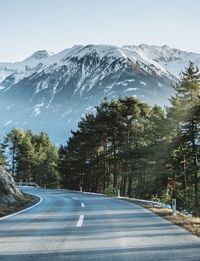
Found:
<box><xmin>119</xmin><ymin>197</ymin><xmax>200</xmax><ymax>237</ymax></box>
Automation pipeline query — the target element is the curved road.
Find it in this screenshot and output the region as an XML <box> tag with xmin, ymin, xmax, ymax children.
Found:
<box><xmin>0</xmin><ymin>187</ymin><xmax>200</xmax><ymax>260</ymax></box>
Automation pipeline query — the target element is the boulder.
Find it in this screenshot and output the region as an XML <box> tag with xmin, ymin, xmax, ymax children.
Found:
<box><xmin>0</xmin><ymin>166</ymin><xmax>22</xmax><ymax>205</ymax></box>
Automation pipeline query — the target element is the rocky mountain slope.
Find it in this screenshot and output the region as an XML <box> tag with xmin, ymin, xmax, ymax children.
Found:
<box><xmin>125</xmin><ymin>44</ymin><xmax>200</xmax><ymax>78</ymax></box>
<box><xmin>0</xmin><ymin>44</ymin><xmax>199</xmax><ymax>143</ymax></box>
<box><xmin>0</xmin><ymin>166</ymin><xmax>22</xmax><ymax>205</ymax></box>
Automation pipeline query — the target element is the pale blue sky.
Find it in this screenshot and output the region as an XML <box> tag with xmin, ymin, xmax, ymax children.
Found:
<box><xmin>0</xmin><ymin>0</ymin><xmax>200</xmax><ymax>61</ymax></box>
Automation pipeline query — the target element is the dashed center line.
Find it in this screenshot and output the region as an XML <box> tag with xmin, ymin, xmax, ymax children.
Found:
<box><xmin>76</xmin><ymin>215</ymin><xmax>84</xmax><ymax>227</ymax></box>
<box><xmin>81</xmin><ymin>202</ymin><xmax>85</xmax><ymax>207</ymax></box>
<box><xmin>73</xmin><ymin>197</ymin><xmax>78</xmax><ymax>200</ymax></box>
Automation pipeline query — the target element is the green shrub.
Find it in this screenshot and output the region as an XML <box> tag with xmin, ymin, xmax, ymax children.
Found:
<box><xmin>104</xmin><ymin>185</ymin><xmax>118</xmax><ymax>196</ymax></box>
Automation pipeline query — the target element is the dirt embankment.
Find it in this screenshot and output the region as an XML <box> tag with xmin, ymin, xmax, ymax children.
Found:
<box><xmin>0</xmin><ymin>166</ymin><xmax>33</xmax><ymax>217</ymax></box>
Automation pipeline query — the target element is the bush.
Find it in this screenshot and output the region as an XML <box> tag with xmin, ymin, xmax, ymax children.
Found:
<box><xmin>104</xmin><ymin>184</ymin><xmax>118</xmax><ymax>196</ymax></box>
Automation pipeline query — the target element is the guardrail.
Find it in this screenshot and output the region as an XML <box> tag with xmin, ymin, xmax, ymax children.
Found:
<box><xmin>16</xmin><ymin>182</ymin><xmax>40</xmax><ymax>188</ymax></box>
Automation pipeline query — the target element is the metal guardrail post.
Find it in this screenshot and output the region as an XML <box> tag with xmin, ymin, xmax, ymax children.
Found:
<box><xmin>172</xmin><ymin>198</ymin><xmax>176</xmax><ymax>216</ymax></box>
<box><xmin>117</xmin><ymin>189</ymin><xmax>120</xmax><ymax>198</ymax></box>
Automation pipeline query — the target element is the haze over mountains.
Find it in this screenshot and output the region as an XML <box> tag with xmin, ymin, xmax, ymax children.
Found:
<box><xmin>0</xmin><ymin>44</ymin><xmax>200</xmax><ymax>143</ymax></box>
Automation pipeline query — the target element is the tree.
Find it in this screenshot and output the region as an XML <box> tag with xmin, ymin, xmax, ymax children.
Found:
<box><xmin>0</xmin><ymin>141</ymin><xmax>5</xmax><ymax>165</ymax></box>
<box><xmin>16</xmin><ymin>133</ymin><xmax>35</xmax><ymax>182</ymax></box>
<box><xmin>59</xmin><ymin>97</ymin><xmax>166</xmax><ymax>198</ymax></box>
<box><xmin>167</xmin><ymin>61</ymin><xmax>200</xmax><ymax>213</ymax></box>
<box><xmin>3</xmin><ymin>128</ymin><xmax>25</xmax><ymax>177</ymax></box>
<box><xmin>3</xmin><ymin>129</ymin><xmax>60</xmax><ymax>187</ymax></box>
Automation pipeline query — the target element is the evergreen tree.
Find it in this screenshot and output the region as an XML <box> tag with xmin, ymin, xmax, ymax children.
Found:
<box><xmin>167</xmin><ymin>61</ymin><xmax>200</xmax><ymax>213</ymax></box>
<box><xmin>0</xmin><ymin>141</ymin><xmax>5</xmax><ymax>165</ymax></box>
<box><xmin>3</xmin><ymin>128</ymin><xmax>25</xmax><ymax>177</ymax></box>
<box><xmin>16</xmin><ymin>133</ymin><xmax>35</xmax><ymax>182</ymax></box>
<box><xmin>3</xmin><ymin>129</ymin><xmax>60</xmax><ymax>187</ymax></box>
<box><xmin>59</xmin><ymin>97</ymin><xmax>166</xmax><ymax>199</ymax></box>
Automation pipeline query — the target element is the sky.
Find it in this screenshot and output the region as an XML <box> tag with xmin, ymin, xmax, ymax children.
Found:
<box><xmin>0</xmin><ymin>0</ymin><xmax>200</xmax><ymax>62</ymax></box>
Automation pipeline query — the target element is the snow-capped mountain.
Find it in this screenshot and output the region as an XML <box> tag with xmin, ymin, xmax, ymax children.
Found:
<box><xmin>124</xmin><ymin>44</ymin><xmax>200</xmax><ymax>78</ymax></box>
<box><xmin>0</xmin><ymin>44</ymin><xmax>199</xmax><ymax>143</ymax></box>
<box><xmin>0</xmin><ymin>50</ymin><xmax>53</xmax><ymax>90</ymax></box>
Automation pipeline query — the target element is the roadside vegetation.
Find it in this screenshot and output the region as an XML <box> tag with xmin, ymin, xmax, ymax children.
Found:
<box><xmin>0</xmin><ymin>62</ymin><xmax>200</xmax><ymax>217</ymax></box>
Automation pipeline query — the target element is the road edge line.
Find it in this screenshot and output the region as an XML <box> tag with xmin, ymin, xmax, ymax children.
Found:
<box><xmin>0</xmin><ymin>194</ymin><xmax>43</xmax><ymax>221</ymax></box>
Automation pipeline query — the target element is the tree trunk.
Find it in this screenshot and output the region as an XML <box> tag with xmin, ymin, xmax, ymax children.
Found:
<box><xmin>128</xmin><ymin>176</ymin><xmax>133</xmax><ymax>198</ymax></box>
<box><xmin>12</xmin><ymin>147</ymin><xmax>16</xmax><ymax>177</ymax></box>
<box><xmin>182</xmin><ymin>153</ymin><xmax>188</xmax><ymax>207</ymax></box>
<box><xmin>113</xmin><ymin>131</ymin><xmax>118</xmax><ymax>188</ymax></box>
<box><xmin>191</xmin><ymin>119</ymin><xmax>198</xmax><ymax>212</ymax></box>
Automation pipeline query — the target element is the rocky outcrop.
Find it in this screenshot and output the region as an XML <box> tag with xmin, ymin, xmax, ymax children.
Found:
<box><xmin>0</xmin><ymin>166</ymin><xmax>22</xmax><ymax>205</ymax></box>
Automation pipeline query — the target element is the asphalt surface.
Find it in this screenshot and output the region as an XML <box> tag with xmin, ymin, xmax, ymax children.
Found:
<box><xmin>0</xmin><ymin>187</ymin><xmax>200</xmax><ymax>261</ymax></box>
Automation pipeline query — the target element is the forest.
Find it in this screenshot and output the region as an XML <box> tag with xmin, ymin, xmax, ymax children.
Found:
<box><xmin>0</xmin><ymin>62</ymin><xmax>199</xmax><ymax>215</ymax></box>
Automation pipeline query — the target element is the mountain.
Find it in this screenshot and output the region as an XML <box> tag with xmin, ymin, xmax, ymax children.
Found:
<box><xmin>0</xmin><ymin>44</ymin><xmax>199</xmax><ymax>143</ymax></box>
<box><xmin>126</xmin><ymin>44</ymin><xmax>200</xmax><ymax>78</ymax></box>
<box><xmin>0</xmin><ymin>50</ymin><xmax>53</xmax><ymax>90</ymax></box>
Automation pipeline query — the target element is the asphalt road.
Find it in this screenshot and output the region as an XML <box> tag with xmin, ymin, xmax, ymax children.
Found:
<box><xmin>0</xmin><ymin>187</ymin><xmax>200</xmax><ymax>261</ymax></box>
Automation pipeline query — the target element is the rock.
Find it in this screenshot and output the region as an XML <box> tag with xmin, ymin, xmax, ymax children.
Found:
<box><xmin>0</xmin><ymin>166</ymin><xmax>22</xmax><ymax>205</ymax></box>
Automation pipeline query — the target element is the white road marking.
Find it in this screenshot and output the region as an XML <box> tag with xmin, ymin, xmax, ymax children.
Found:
<box><xmin>81</xmin><ymin>202</ymin><xmax>85</xmax><ymax>207</ymax></box>
<box><xmin>0</xmin><ymin>195</ymin><xmax>43</xmax><ymax>221</ymax></box>
<box><xmin>73</xmin><ymin>197</ymin><xmax>78</xmax><ymax>200</ymax></box>
<box><xmin>76</xmin><ymin>215</ymin><xmax>84</xmax><ymax>227</ymax></box>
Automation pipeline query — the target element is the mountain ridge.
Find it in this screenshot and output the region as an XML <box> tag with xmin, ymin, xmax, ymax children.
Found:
<box><xmin>0</xmin><ymin>44</ymin><xmax>199</xmax><ymax>143</ymax></box>
<box><xmin>1</xmin><ymin>43</ymin><xmax>200</xmax><ymax>84</ymax></box>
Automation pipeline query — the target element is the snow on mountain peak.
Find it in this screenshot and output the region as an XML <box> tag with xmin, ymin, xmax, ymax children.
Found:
<box><xmin>1</xmin><ymin>44</ymin><xmax>200</xmax><ymax>87</ymax></box>
<box><xmin>59</xmin><ymin>44</ymin><xmax>123</xmax><ymax>60</ymax></box>
<box><xmin>28</xmin><ymin>50</ymin><xmax>53</xmax><ymax>60</ymax></box>
<box><xmin>1</xmin><ymin>44</ymin><xmax>200</xmax><ymax>143</ymax></box>
<box><xmin>47</xmin><ymin>44</ymin><xmax>170</xmax><ymax>78</ymax></box>
<box><xmin>122</xmin><ymin>44</ymin><xmax>200</xmax><ymax>77</ymax></box>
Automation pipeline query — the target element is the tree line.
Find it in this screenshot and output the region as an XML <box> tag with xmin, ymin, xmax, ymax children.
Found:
<box><xmin>0</xmin><ymin>129</ymin><xmax>60</xmax><ymax>187</ymax></box>
<box><xmin>59</xmin><ymin>62</ymin><xmax>200</xmax><ymax>215</ymax></box>
<box><xmin>0</xmin><ymin>62</ymin><xmax>199</xmax><ymax>215</ymax></box>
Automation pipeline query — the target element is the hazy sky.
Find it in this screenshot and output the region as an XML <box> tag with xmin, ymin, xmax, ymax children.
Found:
<box><xmin>1</xmin><ymin>0</ymin><xmax>200</xmax><ymax>62</ymax></box>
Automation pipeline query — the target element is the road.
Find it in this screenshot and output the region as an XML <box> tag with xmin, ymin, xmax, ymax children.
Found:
<box><xmin>0</xmin><ymin>187</ymin><xmax>200</xmax><ymax>261</ymax></box>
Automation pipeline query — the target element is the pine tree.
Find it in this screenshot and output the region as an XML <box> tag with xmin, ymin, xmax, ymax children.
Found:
<box><xmin>3</xmin><ymin>128</ymin><xmax>25</xmax><ymax>177</ymax></box>
<box><xmin>0</xmin><ymin>141</ymin><xmax>5</xmax><ymax>165</ymax></box>
<box><xmin>167</xmin><ymin>62</ymin><xmax>200</xmax><ymax>213</ymax></box>
<box><xmin>16</xmin><ymin>134</ymin><xmax>35</xmax><ymax>182</ymax></box>
<box><xmin>3</xmin><ymin>129</ymin><xmax>60</xmax><ymax>187</ymax></box>
<box><xmin>59</xmin><ymin>97</ymin><xmax>166</xmax><ymax>198</ymax></box>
